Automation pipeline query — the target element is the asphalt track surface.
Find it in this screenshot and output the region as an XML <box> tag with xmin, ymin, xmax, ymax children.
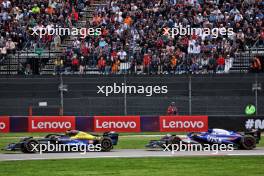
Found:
<box><xmin>1</xmin><ymin>148</ymin><xmax>264</xmax><ymax>161</ymax></box>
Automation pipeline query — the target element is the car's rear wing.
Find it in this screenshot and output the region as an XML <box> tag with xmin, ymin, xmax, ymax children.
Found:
<box><xmin>103</xmin><ymin>132</ymin><xmax>119</xmax><ymax>145</ymax></box>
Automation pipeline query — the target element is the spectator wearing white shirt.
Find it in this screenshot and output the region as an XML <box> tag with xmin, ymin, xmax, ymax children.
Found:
<box><xmin>5</xmin><ymin>38</ymin><xmax>16</xmax><ymax>54</ymax></box>
<box><xmin>72</xmin><ymin>37</ymin><xmax>81</xmax><ymax>55</ymax></box>
<box><xmin>224</xmin><ymin>55</ymin><xmax>234</xmax><ymax>73</ymax></box>
<box><xmin>2</xmin><ymin>0</ymin><xmax>11</xmax><ymax>9</ymax></box>
<box><xmin>117</xmin><ymin>49</ymin><xmax>127</xmax><ymax>62</ymax></box>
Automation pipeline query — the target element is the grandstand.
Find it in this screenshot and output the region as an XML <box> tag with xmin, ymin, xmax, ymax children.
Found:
<box><xmin>0</xmin><ymin>0</ymin><xmax>263</xmax><ymax>75</ymax></box>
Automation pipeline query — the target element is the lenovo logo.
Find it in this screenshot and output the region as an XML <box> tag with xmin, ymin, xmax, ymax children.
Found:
<box><xmin>160</xmin><ymin>116</ymin><xmax>208</xmax><ymax>132</ymax></box>
<box><xmin>96</xmin><ymin>120</ymin><xmax>137</xmax><ymax>129</ymax></box>
<box><xmin>31</xmin><ymin>121</ymin><xmax>72</xmax><ymax>129</ymax></box>
<box><xmin>94</xmin><ymin>116</ymin><xmax>141</xmax><ymax>132</ymax></box>
<box><xmin>28</xmin><ymin>116</ymin><xmax>75</xmax><ymax>132</ymax></box>
<box><xmin>162</xmin><ymin>120</ymin><xmax>205</xmax><ymax>129</ymax></box>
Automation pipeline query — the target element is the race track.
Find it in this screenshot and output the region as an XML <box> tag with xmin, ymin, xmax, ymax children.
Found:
<box><xmin>1</xmin><ymin>148</ymin><xmax>264</xmax><ymax>161</ymax></box>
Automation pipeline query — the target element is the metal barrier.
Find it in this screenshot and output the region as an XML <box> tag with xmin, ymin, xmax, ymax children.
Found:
<box><xmin>0</xmin><ymin>74</ymin><xmax>263</xmax><ymax>116</ymax></box>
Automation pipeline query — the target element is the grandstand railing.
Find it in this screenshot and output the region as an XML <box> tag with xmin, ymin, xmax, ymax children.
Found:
<box><xmin>0</xmin><ymin>48</ymin><xmax>64</xmax><ymax>75</ymax></box>
<box><xmin>1</xmin><ymin>46</ymin><xmax>264</xmax><ymax>75</ymax></box>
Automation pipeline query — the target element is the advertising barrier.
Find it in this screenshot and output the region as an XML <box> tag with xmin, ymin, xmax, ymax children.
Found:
<box><xmin>0</xmin><ymin>115</ymin><xmax>264</xmax><ymax>133</ymax></box>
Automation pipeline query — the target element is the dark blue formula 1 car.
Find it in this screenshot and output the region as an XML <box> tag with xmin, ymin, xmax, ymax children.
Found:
<box><xmin>5</xmin><ymin>131</ymin><xmax>119</xmax><ymax>153</ymax></box>
<box><xmin>146</xmin><ymin>129</ymin><xmax>261</xmax><ymax>150</ymax></box>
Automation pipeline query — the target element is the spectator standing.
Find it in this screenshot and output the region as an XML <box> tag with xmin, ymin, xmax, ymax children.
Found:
<box><xmin>217</xmin><ymin>55</ymin><xmax>225</xmax><ymax>73</ymax></box>
<box><xmin>143</xmin><ymin>53</ymin><xmax>151</xmax><ymax>74</ymax></box>
<box><xmin>72</xmin><ymin>38</ymin><xmax>81</xmax><ymax>55</ymax></box>
<box><xmin>5</xmin><ymin>38</ymin><xmax>15</xmax><ymax>54</ymax></box>
<box><xmin>71</xmin><ymin>55</ymin><xmax>79</xmax><ymax>72</ymax></box>
<box><xmin>167</xmin><ymin>102</ymin><xmax>179</xmax><ymax>115</ymax></box>
<box><xmin>97</xmin><ymin>56</ymin><xmax>106</xmax><ymax>74</ymax></box>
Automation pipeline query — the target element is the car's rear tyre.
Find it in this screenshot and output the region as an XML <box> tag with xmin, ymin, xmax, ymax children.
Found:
<box><xmin>240</xmin><ymin>135</ymin><xmax>256</xmax><ymax>150</ymax></box>
<box><xmin>21</xmin><ymin>140</ymin><xmax>39</xmax><ymax>153</ymax></box>
<box><xmin>100</xmin><ymin>137</ymin><xmax>113</xmax><ymax>152</ymax></box>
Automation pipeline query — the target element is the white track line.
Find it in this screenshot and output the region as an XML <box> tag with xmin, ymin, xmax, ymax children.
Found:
<box><xmin>227</xmin><ymin>153</ymin><xmax>264</xmax><ymax>156</ymax></box>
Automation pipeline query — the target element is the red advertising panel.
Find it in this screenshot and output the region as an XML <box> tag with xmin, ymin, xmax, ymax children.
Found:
<box><xmin>160</xmin><ymin>116</ymin><xmax>208</xmax><ymax>132</ymax></box>
<box><xmin>28</xmin><ymin>116</ymin><xmax>75</xmax><ymax>132</ymax></box>
<box><xmin>0</xmin><ymin>116</ymin><xmax>10</xmax><ymax>133</ymax></box>
<box><xmin>94</xmin><ymin>116</ymin><xmax>141</xmax><ymax>132</ymax></box>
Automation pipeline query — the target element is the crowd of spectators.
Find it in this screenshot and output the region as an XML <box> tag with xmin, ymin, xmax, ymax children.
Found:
<box><xmin>1</xmin><ymin>0</ymin><xmax>264</xmax><ymax>75</ymax></box>
<box><xmin>0</xmin><ymin>0</ymin><xmax>89</xmax><ymax>70</ymax></box>
<box><xmin>61</xmin><ymin>0</ymin><xmax>263</xmax><ymax>75</ymax></box>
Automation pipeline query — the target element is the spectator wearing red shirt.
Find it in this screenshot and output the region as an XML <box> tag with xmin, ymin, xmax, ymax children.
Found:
<box><xmin>111</xmin><ymin>50</ymin><xmax>118</xmax><ymax>61</ymax></box>
<box><xmin>143</xmin><ymin>53</ymin><xmax>151</xmax><ymax>74</ymax></box>
<box><xmin>179</xmin><ymin>36</ymin><xmax>189</xmax><ymax>53</ymax></box>
<box><xmin>250</xmin><ymin>56</ymin><xmax>262</xmax><ymax>73</ymax></box>
<box><xmin>80</xmin><ymin>41</ymin><xmax>89</xmax><ymax>57</ymax></box>
<box><xmin>97</xmin><ymin>56</ymin><xmax>106</xmax><ymax>74</ymax></box>
<box><xmin>259</xmin><ymin>30</ymin><xmax>264</xmax><ymax>47</ymax></box>
<box><xmin>217</xmin><ymin>55</ymin><xmax>225</xmax><ymax>73</ymax></box>
<box><xmin>72</xmin><ymin>56</ymin><xmax>79</xmax><ymax>72</ymax></box>
<box><xmin>70</xmin><ymin>7</ymin><xmax>79</xmax><ymax>25</ymax></box>
<box><xmin>167</xmin><ymin>102</ymin><xmax>179</xmax><ymax>115</ymax></box>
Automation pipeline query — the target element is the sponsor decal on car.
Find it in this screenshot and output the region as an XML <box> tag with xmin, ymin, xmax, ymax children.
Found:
<box><xmin>159</xmin><ymin>116</ymin><xmax>208</xmax><ymax>132</ymax></box>
<box><xmin>0</xmin><ymin>116</ymin><xmax>10</xmax><ymax>133</ymax></box>
<box><xmin>94</xmin><ymin>116</ymin><xmax>141</xmax><ymax>132</ymax></box>
<box><xmin>28</xmin><ymin>116</ymin><xmax>76</xmax><ymax>132</ymax></box>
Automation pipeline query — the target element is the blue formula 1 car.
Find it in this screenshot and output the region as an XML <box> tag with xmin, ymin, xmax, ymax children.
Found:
<box><xmin>146</xmin><ymin>129</ymin><xmax>261</xmax><ymax>150</ymax></box>
<box><xmin>5</xmin><ymin>131</ymin><xmax>119</xmax><ymax>153</ymax></box>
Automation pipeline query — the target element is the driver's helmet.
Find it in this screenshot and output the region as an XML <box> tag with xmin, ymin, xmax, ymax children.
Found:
<box><xmin>208</xmin><ymin>129</ymin><xmax>213</xmax><ymax>133</ymax></box>
<box><xmin>66</xmin><ymin>129</ymin><xmax>79</xmax><ymax>136</ymax></box>
<box><xmin>210</xmin><ymin>129</ymin><xmax>230</xmax><ymax>135</ymax></box>
<box><xmin>165</xmin><ymin>134</ymin><xmax>172</xmax><ymax>138</ymax></box>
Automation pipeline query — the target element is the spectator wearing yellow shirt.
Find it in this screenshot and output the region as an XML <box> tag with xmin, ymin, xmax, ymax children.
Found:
<box><xmin>170</xmin><ymin>55</ymin><xmax>177</xmax><ymax>74</ymax></box>
<box><xmin>112</xmin><ymin>59</ymin><xmax>120</xmax><ymax>74</ymax></box>
<box><xmin>31</xmin><ymin>4</ymin><xmax>40</xmax><ymax>14</ymax></box>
